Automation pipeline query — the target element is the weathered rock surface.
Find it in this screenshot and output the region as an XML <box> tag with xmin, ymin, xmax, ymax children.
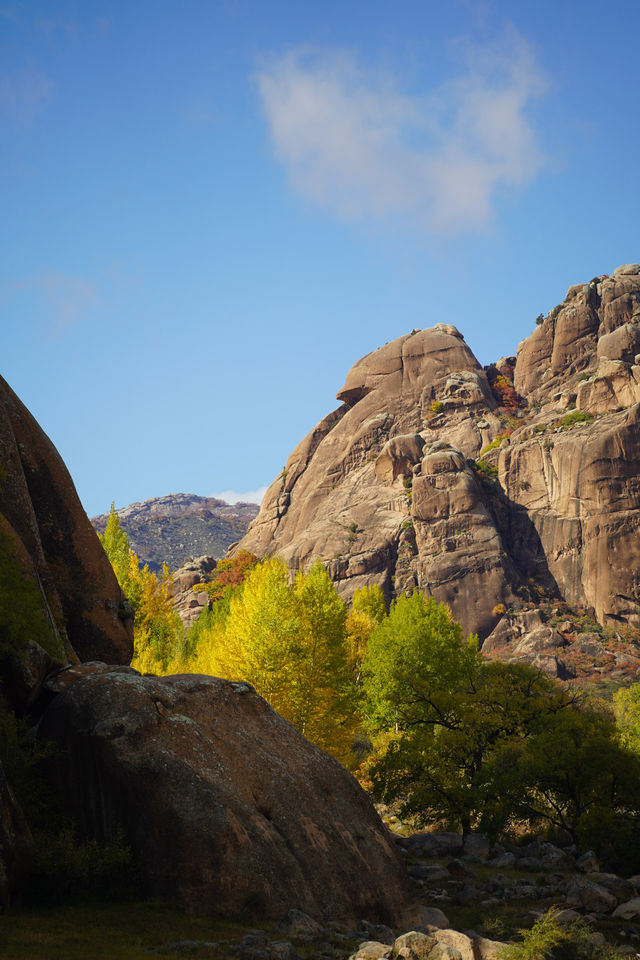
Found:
<box><xmin>169</xmin><ymin>555</ymin><xmax>217</xmax><ymax>628</ymax></box>
<box><xmin>0</xmin><ymin>374</ymin><xmax>133</xmax><ymax>671</ymax></box>
<box><xmin>38</xmin><ymin>666</ymin><xmax>411</xmax><ymax>922</ymax></box>
<box><xmin>233</xmin><ymin>266</ymin><xmax>640</xmax><ymax>662</ymax></box>
<box><xmin>0</xmin><ymin>760</ymin><xmax>32</xmax><ymax>908</ymax></box>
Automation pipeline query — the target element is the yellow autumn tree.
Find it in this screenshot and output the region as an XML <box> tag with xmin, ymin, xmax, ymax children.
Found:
<box><xmin>186</xmin><ymin>556</ymin><xmax>358</xmax><ymax>763</ymax></box>
<box><xmin>99</xmin><ymin>504</ymin><xmax>183</xmax><ymax>673</ymax></box>
<box><xmin>346</xmin><ymin>583</ymin><xmax>386</xmax><ymax>686</ymax></box>
<box><xmin>290</xmin><ymin>561</ymin><xmax>356</xmax><ymax>759</ymax></box>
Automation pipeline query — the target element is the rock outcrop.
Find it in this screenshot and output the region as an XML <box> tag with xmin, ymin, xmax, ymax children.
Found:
<box><xmin>233</xmin><ymin>266</ymin><xmax>640</xmax><ymax>663</ymax></box>
<box><xmin>169</xmin><ymin>555</ymin><xmax>216</xmax><ymax>628</ymax></box>
<box><xmin>38</xmin><ymin>664</ymin><xmax>411</xmax><ymax>923</ymax></box>
<box><xmin>0</xmin><ymin>374</ymin><xmax>133</xmax><ymax>673</ymax></box>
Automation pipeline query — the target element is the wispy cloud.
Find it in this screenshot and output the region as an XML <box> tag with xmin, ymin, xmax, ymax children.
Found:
<box><xmin>35</xmin><ymin>271</ymin><xmax>99</xmax><ymax>337</ymax></box>
<box><xmin>212</xmin><ymin>487</ymin><xmax>267</xmax><ymax>506</ymax></box>
<box><xmin>0</xmin><ymin>59</ymin><xmax>54</xmax><ymax>125</ymax></box>
<box><xmin>256</xmin><ymin>31</ymin><xmax>547</xmax><ymax>234</ymax></box>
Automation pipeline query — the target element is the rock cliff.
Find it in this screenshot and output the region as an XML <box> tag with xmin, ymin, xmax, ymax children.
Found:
<box><xmin>0</xmin><ymin>374</ymin><xmax>133</xmax><ymax>671</ymax></box>
<box><xmin>233</xmin><ymin>265</ymin><xmax>640</xmax><ymax>674</ymax></box>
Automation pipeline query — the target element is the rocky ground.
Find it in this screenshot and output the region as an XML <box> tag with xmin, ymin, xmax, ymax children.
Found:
<box><xmin>136</xmin><ymin>826</ymin><xmax>640</xmax><ymax>958</ymax></box>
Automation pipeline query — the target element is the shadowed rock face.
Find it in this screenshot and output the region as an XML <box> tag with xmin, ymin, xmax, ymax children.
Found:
<box><xmin>0</xmin><ymin>760</ymin><xmax>32</xmax><ymax>908</ymax></box>
<box><xmin>234</xmin><ymin>266</ymin><xmax>640</xmax><ymax>653</ymax></box>
<box><xmin>39</xmin><ymin>666</ymin><xmax>411</xmax><ymax>923</ymax></box>
<box><xmin>0</xmin><ymin>375</ymin><xmax>133</xmax><ymax>668</ymax></box>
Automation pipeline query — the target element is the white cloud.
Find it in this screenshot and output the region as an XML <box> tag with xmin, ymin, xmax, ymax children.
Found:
<box><xmin>256</xmin><ymin>31</ymin><xmax>547</xmax><ymax>233</ymax></box>
<box><xmin>212</xmin><ymin>487</ymin><xmax>268</xmax><ymax>505</ymax></box>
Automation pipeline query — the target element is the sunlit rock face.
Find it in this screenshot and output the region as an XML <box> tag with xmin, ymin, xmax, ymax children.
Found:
<box><xmin>234</xmin><ymin>267</ymin><xmax>640</xmax><ymax>662</ymax></box>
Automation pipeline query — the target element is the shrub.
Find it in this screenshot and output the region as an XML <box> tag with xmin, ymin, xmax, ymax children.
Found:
<box><xmin>490</xmin><ymin>375</ymin><xmax>522</xmax><ymax>411</ymax></box>
<box><xmin>474</xmin><ymin>459</ymin><xmax>499</xmax><ymax>480</ymax></box>
<box><xmin>535</xmin><ymin>313</ymin><xmax>544</xmax><ymax>326</ymax></box>
<box><xmin>498</xmin><ymin>909</ymin><xmax>625</xmax><ymax>959</ymax></box>
<box><xmin>430</xmin><ymin>400</ymin><xmax>444</xmax><ymax>414</ymax></box>
<box><xmin>492</xmin><ymin>603</ymin><xmax>506</xmax><ymax>617</ymax></box>
<box><xmin>560</xmin><ymin>411</ymin><xmax>594</xmax><ymax>430</ymax></box>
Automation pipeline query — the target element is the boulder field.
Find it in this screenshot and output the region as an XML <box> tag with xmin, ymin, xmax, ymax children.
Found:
<box><xmin>233</xmin><ymin>265</ymin><xmax>640</xmax><ymax>673</ymax></box>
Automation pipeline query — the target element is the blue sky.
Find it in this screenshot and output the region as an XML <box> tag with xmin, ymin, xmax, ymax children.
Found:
<box><xmin>2</xmin><ymin>0</ymin><xmax>639</xmax><ymax>518</ymax></box>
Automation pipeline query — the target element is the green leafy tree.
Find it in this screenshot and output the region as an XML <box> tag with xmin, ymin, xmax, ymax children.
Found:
<box><xmin>363</xmin><ymin>592</ymin><xmax>480</xmax><ymax>734</ymax></box>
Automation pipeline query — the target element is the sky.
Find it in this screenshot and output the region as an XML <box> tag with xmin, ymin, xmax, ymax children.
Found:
<box><xmin>2</xmin><ymin>0</ymin><xmax>639</xmax><ymax>518</ymax></box>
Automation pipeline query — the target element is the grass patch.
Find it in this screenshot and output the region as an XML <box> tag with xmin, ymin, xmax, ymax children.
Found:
<box><xmin>0</xmin><ymin>900</ymin><xmax>279</xmax><ymax>960</ymax></box>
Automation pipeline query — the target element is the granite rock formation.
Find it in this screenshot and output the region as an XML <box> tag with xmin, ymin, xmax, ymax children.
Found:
<box><xmin>0</xmin><ymin>374</ymin><xmax>133</xmax><ymax>671</ymax></box>
<box><xmin>169</xmin><ymin>555</ymin><xmax>216</xmax><ymax>628</ymax></box>
<box><xmin>234</xmin><ymin>265</ymin><xmax>640</xmax><ymax>670</ymax></box>
<box><xmin>38</xmin><ymin>664</ymin><xmax>411</xmax><ymax>923</ymax></box>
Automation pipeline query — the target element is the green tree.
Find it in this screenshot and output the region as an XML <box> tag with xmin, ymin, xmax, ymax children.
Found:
<box><xmin>363</xmin><ymin>592</ymin><xmax>480</xmax><ymax>734</ymax></box>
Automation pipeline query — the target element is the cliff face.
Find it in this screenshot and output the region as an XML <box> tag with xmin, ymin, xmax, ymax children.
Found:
<box><xmin>0</xmin><ymin>374</ymin><xmax>133</xmax><ymax>671</ymax></box>
<box><xmin>234</xmin><ymin>265</ymin><xmax>640</xmax><ymax>661</ymax></box>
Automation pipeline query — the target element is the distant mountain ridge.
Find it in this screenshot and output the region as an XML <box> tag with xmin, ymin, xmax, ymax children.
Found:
<box><xmin>91</xmin><ymin>493</ymin><xmax>259</xmax><ymax>573</ymax></box>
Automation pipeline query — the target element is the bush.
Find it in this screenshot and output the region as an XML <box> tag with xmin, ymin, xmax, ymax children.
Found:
<box><xmin>474</xmin><ymin>459</ymin><xmax>499</xmax><ymax>480</ymax></box>
<box><xmin>430</xmin><ymin>400</ymin><xmax>443</xmax><ymax>414</ymax></box>
<box><xmin>559</xmin><ymin>411</ymin><xmax>594</xmax><ymax>430</ymax></box>
<box><xmin>498</xmin><ymin>909</ymin><xmax>625</xmax><ymax>959</ymax></box>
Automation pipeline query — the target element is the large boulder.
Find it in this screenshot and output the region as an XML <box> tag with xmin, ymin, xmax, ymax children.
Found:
<box><xmin>38</xmin><ymin>666</ymin><xmax>411</xmax><ymax>923</ymax></box>
<box><xmin>0</xmin><ymin>374</ymin><xmax>132</xmax><ymax>673</ymax></box>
